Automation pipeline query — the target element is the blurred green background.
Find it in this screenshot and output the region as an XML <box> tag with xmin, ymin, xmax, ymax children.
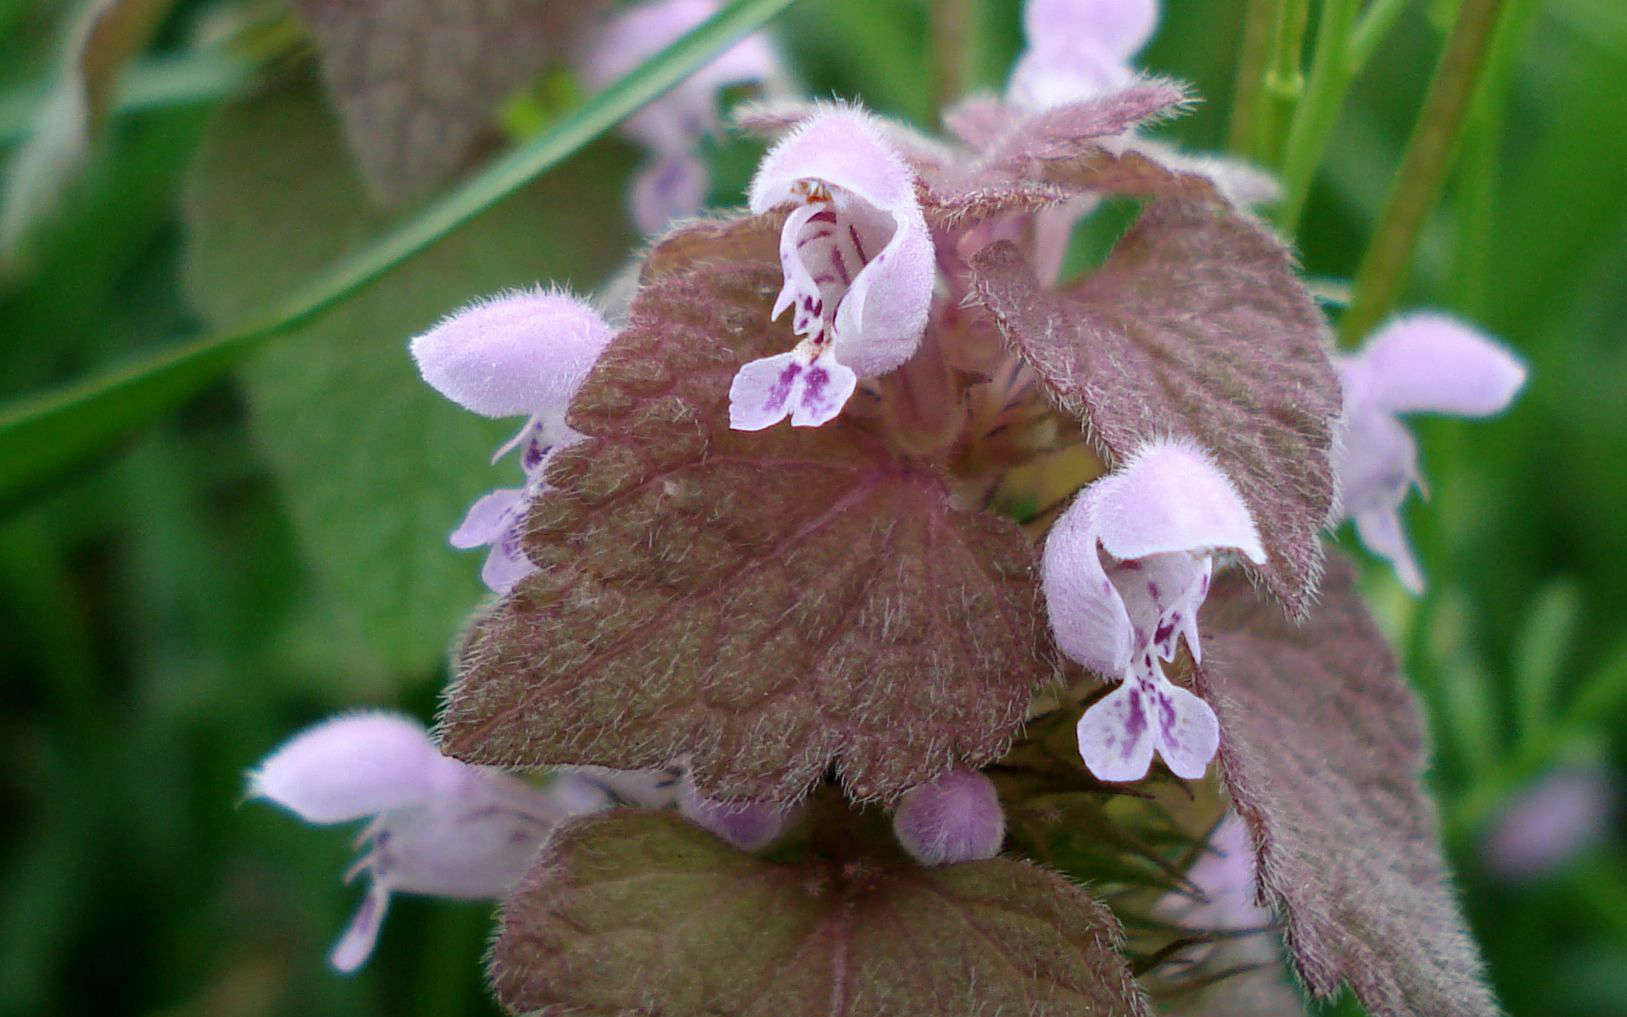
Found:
<box><xmin>1</xmin><ymin>0</ymin><xmax>1623</xmax><ymax>1014</ymax></box>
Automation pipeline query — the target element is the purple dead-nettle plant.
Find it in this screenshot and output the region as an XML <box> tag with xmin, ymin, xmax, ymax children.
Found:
<box><xmin>250</xmin><ymin>1</ymin><xmax>1527</xmax><ymax>1014</ymax></box>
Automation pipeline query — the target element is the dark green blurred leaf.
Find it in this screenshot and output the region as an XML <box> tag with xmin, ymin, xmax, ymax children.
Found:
<box><xmin>183</xmin><ymin>80</ymin><xmax>631</xmax><ymax>673</ymax></box>
<box><xmin>0</xmin><ymin>0</ymin><xmax>799</xmax><ymax>511</ymax></box>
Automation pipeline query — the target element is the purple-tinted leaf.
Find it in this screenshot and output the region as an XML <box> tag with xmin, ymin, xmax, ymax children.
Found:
<box><xmin>292</xmin><ymin>0</ymin><xmax>600</xmax><ymax>202</ymax></box>
<box><xmin>441</xmin><ymin>215</ymin><xmax>1051</xmax><ymax>802</ymax></box>
<box><xmin>970</xmin><ymin>200</ymin><xmax>1340</xmax><ymax>615</ymax></box>
<box><xmin>919</xmin><ymin>179</ymin><xmax>1076</xmax><ymax>233</ymax></box>
<box><xmin>1195</xmin><ymin>557</ymin><xmax>1497</xmax><ymax>1017</ymax></box>
<box><xmin>492</xmin><ymin>809</ymin><xmax>1152</xmax><ymax>1017</ymax></box>
<box><xmin>958</xmin><ymin>79</ymin><xmax>1190</xmax><ymax>171</ymax></box>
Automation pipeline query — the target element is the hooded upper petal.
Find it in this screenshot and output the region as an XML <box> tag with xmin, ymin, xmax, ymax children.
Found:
<box><xmin>1344</xmin><ymin>313</ymin><xmax>1526</xmax><ymax>418</ymax></box>
<box><xmin>248</xmin><ymin>713</ymin><xmax>451</xmax><ymax>824</ymax></box>
<box><xmin>1043</xmin><ymin>440</ymin><xmax>1262</xmax><ymax>676</ymax></box>
<box><xmin>749</xmin><ymin>106</ymin><xmax>919</xmax><ymax>216</ymax></box>
<box><xmin>1091</xmin><ymin>440</ymin><xmax>1265</xmax><ymax>564</ymax></box>
<box><xmin>410</xmin><ymin>289</ymin><xmax>612</xmax><ymax>420</ymax></box>
<box><xmin>1023</xmin><ymin>0</ymin><xmax>1159</xmax><ymax>58</ymax></box>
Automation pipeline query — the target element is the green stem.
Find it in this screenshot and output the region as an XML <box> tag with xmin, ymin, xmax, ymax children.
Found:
<box><xmin>1226</xmin><ymin>0</ymin><xmax>1279</xmax><ymax>154</ymax></box>
<box><xmin>931</xmin><ymin>0</ymin><xmax>973</xmax><ymax>110</ymax></box>
<box><xmin>1275</xmin><ymin>0</ymin><xmax>1361</xmax><ymax>235</ymax></box>
<box><xmin>0</xmin><ymin>0</ymin><xmax>799</xmax><ymax>508</ymax></box>
<box><xmin>1348</xmin><ymin>0</ymin><xmax>1413</xmax><ymax>72</ymax></box>
<box><xmin>1340</xmin><ymin>0</ymin><xmax>1508</xmax><ymax>344</ymax></box>
<box><xmin>1251</xmin><ymin>0</ymin><xmax>1310</xmax><ymax>165</ymax></box>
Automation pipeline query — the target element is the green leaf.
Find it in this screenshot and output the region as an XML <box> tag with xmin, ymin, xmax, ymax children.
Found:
<box><xmin>492</xmin><ymin>809</ymin><xmax>1154</xmax><ymax>1017</ymax></box>
<box><xmin>181</xmin><ymin>79</ymin><xmax>630</xmax><ymax>672</ymax></box>
<box><xmin>0</xmin><ymin>0</ymin><xmax>799</xmax><ymax>510</ymax></box>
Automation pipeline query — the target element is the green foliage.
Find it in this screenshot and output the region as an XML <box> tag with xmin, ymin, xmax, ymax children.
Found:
<box><xmin>183</xmin><ymin>79</ymin><xmax>631</xmax><ymax>672</ymax></box>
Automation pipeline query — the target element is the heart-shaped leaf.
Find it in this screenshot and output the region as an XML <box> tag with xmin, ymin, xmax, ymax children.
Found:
<box><xmin>492</xmin><ymin>809</ymin><xmax>1153</xmax><ymax>1017</ymax></box>
<box><xmin>441</xmin><ymin>216</ymin><xmax>1052</xmax><ymax>802</ymax></box>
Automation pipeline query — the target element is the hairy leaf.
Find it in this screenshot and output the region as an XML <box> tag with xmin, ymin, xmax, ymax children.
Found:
<box><xmin>1195</xmin><ymin>558</ymin><xmax>1497</xmax><ymax>1017</ymax></box>
<box><xmin>293</xmin><ymin>0</ymin><xmax>603</xmax><ymax>202</ymax></box>
<box><xmin>951</xmin><ymin>79</ymin><xmax>1190</xmax><ymax>170</ymax></box>
<box><xmin>442</xmin><ymin>216</ymin><xmax>1051</xmax><ymax>802</ymax></box>
<box><xmin>183</xmin><ymin>81</ymin><xmax>631</xmax><ymax>672</ymax></box>
<box><xmin>970</xmin><ymin>200</ymin><xmax>1339</xmax><ymax>615</ymax></box>
<box><xmin>492</xmin><ymin>809</ymin><xmax>1152</xmax><ymax>1017</ymax></box>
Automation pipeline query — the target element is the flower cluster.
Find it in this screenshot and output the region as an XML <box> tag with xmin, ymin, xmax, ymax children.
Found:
<box><xmin>252</xmin><ymin>0</ymin><xmax>1524</xmax><ymax>1012</ymax></box>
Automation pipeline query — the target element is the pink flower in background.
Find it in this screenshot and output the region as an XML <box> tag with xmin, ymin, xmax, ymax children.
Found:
<box><xmin>1484</xmin><ymin>767</ymin><xmax>1616</xmax><ymax>881</ymax></box>
<box><xmin>410</xmin><ymin>289</ymin><xmax>613</xmax><ymax>592</ymax></box>
<box><xmin>248</xmin><ymin>713</ymin><xmax>607</xmax><ymax>971</ymax></box>
<box><xmin>891</xmin><ymin>768</ymin><xmax>1006</xmax><ymax>866</ymax></box>
<box><xmin>1007</xmin><ymin>0</ymin><xmax>1159</xmax><ymax>111</ymax></box>
<box><xmin>578</xmin><ymin>0</ymin><xmax>781</xmax><ymax>233</ymax></box>
<box><xmin>1042</xmin><ymin>440</ymin><xmax>1264</xmax><ymax>782</ymax></box>
<box><xmin>729</xmin><ymin>106</ymin><xmax>934</xmax><ymax>430</ymax></box>
<box><xmin>1334</xmin><ymin>313</ymin><xmax>1526</xmax><ymax>592</ymax></box>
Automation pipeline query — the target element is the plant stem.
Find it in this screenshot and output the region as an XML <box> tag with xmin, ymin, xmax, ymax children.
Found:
<box><xmin>1348</xmin><ymin>0</ymin><xmax>1412</xmax><ymax>72</ymax></box>
<box><xmin>1226</xmin><ymin>0</ymin><xmax>1279</xmax><ymax>154</ymax></box>
<box><xmin>1275</xmin><ymin>0</ymin><xmax>1360</xmax><ymax>235</ymax></box>
<box><xmin>931</xmin><ymin>0</ymin><xmax>973</xmax><ymax>109</ymax></box>
<box><xmin>1340</xmin><ymin>0</ymin><xmax>1508</xmax><ymax>344</ymax></box>
<box><xmin>1251</xmin><ymin>0</ymin><xmax>1310</xmax><ymax>165</ymax></box>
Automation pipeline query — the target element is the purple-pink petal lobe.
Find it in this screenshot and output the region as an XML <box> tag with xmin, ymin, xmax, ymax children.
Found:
<box><xmin>728</xmin><ymin>349</ymin><xmax>858</xmax><ymax>430</ymax></box>
<box><xmin>409</xmin><ymin>288</ymin><xmax>612</xmax><ymax>420</ymax></box>
<box><xmin>1076</xmin><ymin>669</ymin><xmax>1218</xmax><ymax>782</ymax></box>
<box><xmin>891</xmin><ymin>768</ymin><xmax>1007</xmax><ymax>866</ymax></box>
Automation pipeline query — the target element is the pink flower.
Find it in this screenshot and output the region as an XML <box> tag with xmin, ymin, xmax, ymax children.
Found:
<box><xmin>578</xmin><ymin>0</ymin><xmax>781</xmax><ymax>233</ymax></box>
<box><xmin>1484</xmin><ymin>767</ymin><xmax>1616</xmax><ymax>881</ymax></box>
<box><xmin>677</xmin><ymin>775</ymin><xmax>800</xmax><ymax>852</ymax></box>
<box><xmin>729</xmin><ymin>105</ymin><xmax>934</xmax><ymax>430</ymax></box>
<box><xmin>1334</xmin><ymin>313</ymin><xmax>1526</xmax><ymax>592</ymax></box>
<box><xmin>248</xmin><ymin>713</ymin><xmax>607</xmax><ymax>971</ymax></box>
<box><xmin>1008</xmin><ymin>0</ymin><xmax>1159</xmax><ymax>110</ymax></box>
<box><xmin>891</xmin><ymin>768</ymin><xmax>1006</xmax><ymax>866</ymax></box>
<box><xmin>1042</xmin><ymin>440</ymin><xmax>1264</xmax><ymax>782</ymax></box>
<box><xmin>410</xmin><ymin>289</ymin><xmax>613</xmax><ymax>592</ymax></box>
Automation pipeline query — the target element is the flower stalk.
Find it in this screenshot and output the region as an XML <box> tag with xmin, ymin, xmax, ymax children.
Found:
<box><xmin>1341</xmin><ymin>0</ymin><xmax>1510</xmax><ymax>344</ymax></box>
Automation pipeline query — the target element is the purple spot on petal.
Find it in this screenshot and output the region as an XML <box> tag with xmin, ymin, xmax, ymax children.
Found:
<box><xmin>1155</xmin><ymin>688</ymin><xmax>1180</xmax><ymax>751</ymax></box>
<box><xmin>1147</xmin><ymin>580</ymin><xmax>1160</xmax><ymax>600</ymax></box>
<box><xmin>765</xmin><ymin>361</ymin><xmax>802</xmax><ymax>412</ymax></box>
<box><xmin>1153</xmin><ymin>618</ymin><xmax>1176</xmax><ymax>646</ymax></box>
<box><xmin>802</xmin><ymin>366</ymin><xmax>830</xmax><ymax>411</ymax></box>
<box><xmin>1122</xmin><ymin>686</ymin><xmax>1148</xmax><ymax>760</ymax></box>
